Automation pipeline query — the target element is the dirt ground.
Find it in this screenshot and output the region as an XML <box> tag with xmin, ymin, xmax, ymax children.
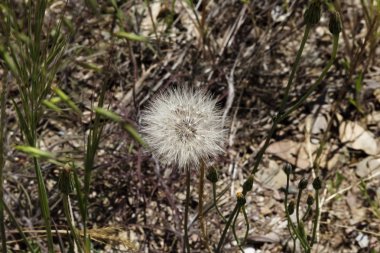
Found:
<box><xmin>1</xmin><ymin>0</ymin><xmax>380</xmax><ymax>252</ymax></box>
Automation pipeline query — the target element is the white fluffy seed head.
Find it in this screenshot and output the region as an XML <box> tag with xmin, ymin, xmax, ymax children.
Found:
<box><xmin>140</xmin><ymin>88</ymin><xmax>227</xmax><ymax>169</ymax></box>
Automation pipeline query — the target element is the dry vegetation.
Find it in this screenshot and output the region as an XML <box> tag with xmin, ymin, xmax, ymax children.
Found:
<box><xmin>0</xmin><ymin>0</ymin><xmax>380</xmax><ymax>252</ymax></box>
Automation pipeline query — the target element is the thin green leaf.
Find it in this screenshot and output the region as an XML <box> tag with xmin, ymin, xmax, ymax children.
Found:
<box><xmin>95</xmin><ymin>108</ymin><xmax>122</xmax><ymax>122</ymax></box>
<box><xmin>0</xmin><ymin>45</ymin><xmax>18</xmax><ymax>75</ymax></box>
<box><xmin>0</xmin><ymin>74</ymin><xmax>7</xmax><ymax>252</ymax></box>
<box><xmin>42</xmin><ymin>99</ymin><xmax>62</xmax><ymax>112</ymax></box>
<box><xmin>72</xmin><ymin>165</ymin><xmax>86</xmax><ymax>220</ymax></box>
<box><xmin>52</xmin><ymin>86</ymin><xmax>81</xmax><ymax>114</ymax></box>
<box><xmin>15</xmin><ymin>145</ymin><xmax>56</xmax><ymax>159</ymax></box>
<box><xmin>355</xmin><ymin>71</ymin><xmax>363</xmax><ymax>95</ymax></box>
<box><xmin>84</xmin><ymin>0</ymin><xmax>100</xmax><ymax>14</ymax></box>
<box><xmin>115</xmin><ymin>31</ymin><xmax>149</xmax><ymax>42</ymax></box>
<box><xmin>123</xmin><ymin>123</ymin><xmax>146</xmax><ymax>147</ymax></box>
<box><xmin>76</xmin><ymin>61</ymin><xmax>102</xmax><ymax>72</ymax></box>
<box><xmin>12</xmin><ymin>99</ymin><xmax>34</xmax><ymax>145</ymax></box>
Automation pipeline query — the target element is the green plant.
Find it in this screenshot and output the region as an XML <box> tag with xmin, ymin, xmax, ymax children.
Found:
<box><xmin>212</xmin><ymin>2</ymin><xmax>341</xmax><ymax>252</ymax></box>
<box><xmin>284</xmin><ymin>167</ymin><xmax>323</xmax><ymax>253</ymax></box>
<box><xmin>334</xmin><ymin>0</ymin><xmax>380</xmax><ymax>113</ymax></box>
<box><xmin>0</xmin><ymin>1</ymin><xmax>144</xmax><ymax>251</ymax></box>
<box><xmin>359</xmin><ymin>180</ymin><xmax>380</xmax><ymax>219</ymax></box>
<box><xmin>348</xmin><ymin>71</ymin><xmax>365</xmax><ymax>113</ymax></box>
<box><xmin>0</xmin><ymin>1</ymin><xmax>348</xmax><ymax>252</ymax></box>
<box><xmin>0</xmin><ymin>61</ymin><xmax>8</xmax><ymax>252</ymax></box>
<box><xmin>327</xmin><ymin>172</ymin><xmax>346</xmax><ymax>200</ymax></box>
<box><xmin>0</xmin><ymin>0</ymin><xmax>67</xmax><ymax>250</ymax></box>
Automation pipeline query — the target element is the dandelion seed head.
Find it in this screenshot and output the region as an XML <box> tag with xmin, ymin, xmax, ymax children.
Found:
<box><xmin>140</xmin><ymin>88</ymin><xmax>227</xmax><ymax>169</ymax></box>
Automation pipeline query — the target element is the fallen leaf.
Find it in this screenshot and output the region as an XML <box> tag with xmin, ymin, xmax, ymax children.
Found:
<box><xmin>339</xmin><ymin>121</ymin><xmax>378</xmax><ymax>155</ymax></box>
<box><xmin>247</xmin><ymin>232</ymin><xmax>281</xmax><ymax>243</ymax></box>
<box><xmin>266</xmin><ymin>140</ymin><xmax>309</xmax><ymax>169</ymax></box>
<box><xmin>256</xmin><ymin>160</ymin><xmax>287</xmax><ymax>189</ymax></box>
<box><xmin>266</xmin><ymin>140</ymin><xmax>345</xmax><ymax>170</ymax></box>
<box><xmin>355</xmin><ymin>156</ymin><xmax>380</xmax><ymax>178</ymax></box>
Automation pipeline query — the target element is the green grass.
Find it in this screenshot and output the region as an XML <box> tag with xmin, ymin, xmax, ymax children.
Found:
<box><xmin>0</xmin><ymin>0</ymin><xmax>66</xmax><ymax>250</ymax></box>
<box><xmin>0</xmin><ymin>1</ymin><xmax>144</xmax><ymax>251</ymax></box>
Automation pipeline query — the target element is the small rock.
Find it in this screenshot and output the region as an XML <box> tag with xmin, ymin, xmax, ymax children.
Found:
<box><xmin>243</xmin><ymin>247</ymin><xmax>261</xmax><ymax>253</ymax></box>
<box><xmin>355</xmin><ymin>232</ymin><xmax>369</xmax><ymax>248</ymax></box>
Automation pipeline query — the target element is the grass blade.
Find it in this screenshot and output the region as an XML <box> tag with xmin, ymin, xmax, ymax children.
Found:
<box><xmin>0</xmin><ymin>73</ymin><xmax>7</xmax><ymax>252</ymax></box>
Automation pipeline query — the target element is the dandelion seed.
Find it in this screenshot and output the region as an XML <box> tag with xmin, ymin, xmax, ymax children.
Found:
<box><xmin>140</xmin><ymin>88</ymin><xmax>227</xmax><ymax>169</ymax></box>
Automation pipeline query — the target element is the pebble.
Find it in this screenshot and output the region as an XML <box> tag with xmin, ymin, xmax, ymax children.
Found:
<box><xmin>355</xmin><ymin>232</ymin><xmax>369</xmax><ymax>248</ymax></box>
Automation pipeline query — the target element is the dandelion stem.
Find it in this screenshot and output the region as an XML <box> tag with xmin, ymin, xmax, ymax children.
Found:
<box><xmin>183</xmin><ymin>169</ymin><xmax>191</xmax><ymax>253</ymax></box>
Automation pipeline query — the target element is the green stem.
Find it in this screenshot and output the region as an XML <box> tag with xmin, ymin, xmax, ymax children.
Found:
<box><xmin>296</xmin><ymin>188</ymin><xmax>303</xmax><ymax>227</ymax></box>
<box><xmin>242</xmin><ymin>206</ymin><xmax>249</xmax><ymax>245</ymax></box>
<box><xmin>183</xmin><ymin>169</ymin><xmax>191</xmax><ymax>253</ymax></box>
<box><xmin>278</xmin><ymin>35</ymin><xmax>340</xmax><ymax>122</ymax></box>
<box><xmin>0</xmin><ymin>76</ymin><xmax>7</xmax><ymax>252</ymax></box>
<box><xmin>250</xmin><ymin>25</ymin><xmax>311</xmax><ymax>175</ymax></box>
<box><xmin>212</xmin><ymin>182</ymin><xmax>226</xmax><ymax>223</ymax></box>
<box><xmin>72</xmin><ymin>165</ymin><xmax>86</xmax><ymax>223</ymax></box>
<box><xmin>231</xmin><ymin>207</ymin><xmax>244</xmax><ymax>252</ymax></box>
<box><xmin>216</xmin><ymin>204</ymin><xmax>239</xmax><ymax>253</ymax></box>
<box><xmin>284</xmin><ymin>173</ymin><xmax>309</xmax><ymax>251</ymax></box>
<box><xmin>33</xmin><ymin>158</ymin><xmax>54</xmax><ymax>252</ymax></box>
<box><xmin>310</xmin><ymin>36</ymin><xmax>340</xmax><ymax>249</ymax></box>
<box><xmin>302</xmin><ymin>206</ymin><xmax>312</xmax><ymax>221</ymax></box>
<box><xmin>144</xmin><ymin>0</ymin><xmax>161</xmax><ymax>54</ymax></box>
<box><xmin>0</xmin><ymin>11</ymin><xmax>11</xmax><ymax>250</ymax></box>
<box><xmin>279</xmin><ymin>25</ymin><xmax>311</xmax><ymax>110</ymax></box>
<box><xmin>82</xmin><ymin>80</ymin><xmax>106</xmax><ymax>247</ymax></box>
<box><xmin>311</xmin><ymin>189</ymin><xmax>320</xmax><ymax>246</ymax></box>
<box><xmin>62</xmin><ymin>194</ymin><xmax>82</xmax><ymax>251</ymax></box>
<box><xmin>2</xmin><ymin>199</ymin><xmax>36</xmax><ymax>253</ymax></box>
<box><xmin>292</xmin><ymin>237</ymin><xmax>296</xmax><ymax>253</ymax></box>
<box><xmin>213</xmin><ymin>185</ymin><xmax>248</xmax><ymax>252</ymax></box>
